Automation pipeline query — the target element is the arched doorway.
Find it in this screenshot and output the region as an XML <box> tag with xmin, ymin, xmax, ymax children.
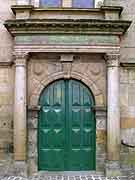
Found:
<box><xmin>38</xmin><ymin>79</ymin><xmax>96</xmax><ymax>171</ymax></box>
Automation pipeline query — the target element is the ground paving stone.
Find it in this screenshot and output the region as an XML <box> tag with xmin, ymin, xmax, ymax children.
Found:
<box><xmin>0</xmin><ymin>175</ymin><xmax>133</xmax><ymax>180</ymax></box>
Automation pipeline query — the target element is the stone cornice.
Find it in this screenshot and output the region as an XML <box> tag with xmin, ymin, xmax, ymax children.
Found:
<box><xmin>4</xmin><ymin>19</ymin><xmax>131</xmax><ymax>36</ymax></box>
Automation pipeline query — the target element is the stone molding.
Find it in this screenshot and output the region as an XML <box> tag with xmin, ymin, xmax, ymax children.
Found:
<box><xmin>120</xmin><ymin>62</ymin><xmax>135</xmax><ymax>67</ymax></box>
<box><xmin>0</xmin><ymin>61</ymin><xmax>13</xmax><ymax>67</ymax></box>
<box><xmin>14</xmin><ymin>45</ymin><xmax>120</xmax><ymax>54</ymax></box>
<box><xmin>105</xmin><ymin>53</ymin><xmax>120</xmax><ymax>67</ymax></box>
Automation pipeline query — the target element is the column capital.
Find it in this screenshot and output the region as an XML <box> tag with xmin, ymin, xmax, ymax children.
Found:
<box><xmin>105</xmin><ymin>53</ymin><xmax>120</xmax><ymax>67</ymax></box>
<box><xmin>13</xmin><ymin>52</ymin><xmax>29</xmax><ymax>67</ymax></box>
<box><xmin>13</xmin><ymin>52</ymin><xmax>29</xmax><ymax>59</ymax></box>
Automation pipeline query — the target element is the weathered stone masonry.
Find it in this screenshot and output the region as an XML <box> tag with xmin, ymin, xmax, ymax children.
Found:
<box><xmin>0</xmin><ymin>0</ymin><xmax>135</xmax><ymax>178</ymax></box>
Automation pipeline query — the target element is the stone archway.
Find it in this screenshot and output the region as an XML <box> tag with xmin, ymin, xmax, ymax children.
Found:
<box><xmin>30</xmin><ymin>71</ymin><xmax>105</xmax><ymax>107</ymax></box>
<box><xmin>27</xmin><ymin>54</ymin><xmax>107</xmax><ymax>175</ymax></box>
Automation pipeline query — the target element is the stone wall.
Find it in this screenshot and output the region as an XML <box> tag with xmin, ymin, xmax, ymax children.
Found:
<box><xmin>120</xmin><ymin>67</ymin><xmax>135</xmax><ymax>176</ymax></box>
<box><xmin>105</xmin><ymin>0</ymin><xmax>135</xmax><ymax>175</ymax></box>
<box><xmin>0</xmin><ymin>0</ymin><xmax>135</xmax><ymax>177</ymax></box>
<box><xmin>0</xmin><ymin>0</ymin><xmax>14</xmax><ymax>171</ymax></box>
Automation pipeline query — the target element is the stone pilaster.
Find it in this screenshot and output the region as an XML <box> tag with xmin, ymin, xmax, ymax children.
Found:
<box><xmin>13</xmin><ymin>52</ymin><xmax>28</xmax><ymax>161</ymax></box>
<box><xmin>105</xmin><ymin>53</ymin><xmax>121</xmax><ymax>176</ymax></box>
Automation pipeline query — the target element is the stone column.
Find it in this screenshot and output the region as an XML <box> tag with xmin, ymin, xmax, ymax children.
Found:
<box><xmin>14</xmin><ymin>52</ymin><xmax>28</xmax><ymax>161</ymax></box>
<box><xmin>105</xmin><ymin>53</ymin><xmax>121</xmax><ymax>176</ymax></box>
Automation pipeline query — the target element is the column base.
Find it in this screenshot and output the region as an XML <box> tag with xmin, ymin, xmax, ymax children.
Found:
<box><xmin>105</xmin><ymin>161</ymin><xmax>121</xmax><ymax>177</ymax></box>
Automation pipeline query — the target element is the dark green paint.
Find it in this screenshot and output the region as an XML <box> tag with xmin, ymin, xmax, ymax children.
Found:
<box><xmin>38</xmin><ymin>80</ymin><xmax>96</xmax><ymax>171</ymax></box>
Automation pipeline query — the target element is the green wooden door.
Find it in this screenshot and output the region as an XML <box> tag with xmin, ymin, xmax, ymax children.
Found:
<box><xmin>38</xmin><ymin>80</ymin><xmax>96</xmax><ymax>171</ymax></box>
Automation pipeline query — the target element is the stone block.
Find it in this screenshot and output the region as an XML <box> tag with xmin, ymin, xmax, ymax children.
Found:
<box><xmin>28</xmin><ymin>158</ymin><xmax>37</xmax><ymax>176</ymax></box>
<box><xmin>121</xmin><ymin>118</ymin><xmax>135</xmax><ymax>129</ymax></box>
<box><xmin>95</xmin><ymin>94</ymin><xmax>104</xmax><ymax>106</ymax></box>
<box><xmin>0</xmin><ymin>94</ymin><xmax>12</xmax><ymax>105</ymax></box>
<box><xmin>120</xmin><ymin>152</ymin><xmax>135</xmax><ymax>168</ymax></box>
<box><xmin>96</xmin><ymin>130</ymin><xmax>106</xmax><ymax>144</ymax></box>
<box><xmin>28</xmin><ymin>116</ymin><xmax>38</xmax><ymax>129</ymax></box>
<box><xmin>129</xmin><ymin>69</ymin><xmax>135</xmax><ymax>84</ymax></box>
<box><xmin>120</xmin><ymin>68</ymin><xmax>128</xmax><ymax>83</ymax></box>
<box><xmin>8</xmin><ymin>161</ymin><xmax>28</xmax><ymax>177</ymax></box>
<box><xmin>28</xmin><ymin>129</ymin><xmax>37</xmax><ymax>144</ymax></box>
<box><xmin>128</xmin><ymin>84</ymin><xmax>135</xmax><ymax>106</ymax></box>
<box><xmin>30</xmin><ymin>94</ymin><xmax>39</xmax><ymax>107</ymax></box>
<box><xmin>0</xmin><ymin>129</ymin><xmax>13</xmax><ymax>142</ymax></box>
<box><xmin>28</xmin><ymin>141</ymin><xmax>37</xmax><ymax>158</ymax></box>
<box><xmin>120</xmin><ymin>84</ymin><xmax>128</xmax><ymax>108</ymax></box>
<box><xmin>121</xmin><ymin>128</ymin><xmax>135</xmax><ymax>147</ymax></box>
<box><xmin>96</xmin><ymin>144</ymin><xmax>106</xmax><ymax>155</ymax></box>
<box><xmin>106</xmin><ymin>161</ymin><xmax>122</xmax><ymax>177</ymax></box>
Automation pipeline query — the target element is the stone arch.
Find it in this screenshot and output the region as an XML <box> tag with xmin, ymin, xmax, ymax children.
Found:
<box><xmin>30</xmin><ymin>71</ymin><xmax>105</xmax><ymax>107</ymax></box>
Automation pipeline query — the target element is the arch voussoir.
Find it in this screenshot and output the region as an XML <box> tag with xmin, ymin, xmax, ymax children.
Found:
<box><xmin>30</xmin><ymin>71</ymin><xmax>104</xmax><ymax>107</ymax></box>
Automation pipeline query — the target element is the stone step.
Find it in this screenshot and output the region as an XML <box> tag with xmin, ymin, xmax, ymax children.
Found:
<box><xmin>37</xmin><ymin>171</ymin><xmax>104</xmax><ymax>176</ymax></box>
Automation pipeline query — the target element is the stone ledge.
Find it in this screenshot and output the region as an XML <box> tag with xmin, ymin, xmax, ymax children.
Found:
<box><xmin>0</xmin><ymin>61</ymin><xmax>13</xmax><ymax>67</ymax></box>
<box><xmin>101</xmin><ymin>6</ymin><xmax>123</xmax><ymax>16</ymax></box>
<box><xmin>11</xmin><ymin>5</ymin><xmax>123</xmax><ymax>15</ymax></box>
<box><xmin>120</xmin><ymin>62</ymin><xmax>135</xmax><ymax>67</ymax></box>
<box><xmin>11</xmin><ymin>5</ymin><xmax>34</xmax><ymax>15</ymax></box>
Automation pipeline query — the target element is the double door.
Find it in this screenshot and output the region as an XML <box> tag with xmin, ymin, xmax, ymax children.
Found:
<box><xmin>38</xmin><ymin>80</ymin><xmax>95</xmax><ymax>171</ymax></box>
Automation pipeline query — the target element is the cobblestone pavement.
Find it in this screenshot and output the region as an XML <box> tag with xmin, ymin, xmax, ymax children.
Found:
<box><xmin>0</xmin><ymin>175</ymin><xmax>134</xmax><ymax>180</ymax></box>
